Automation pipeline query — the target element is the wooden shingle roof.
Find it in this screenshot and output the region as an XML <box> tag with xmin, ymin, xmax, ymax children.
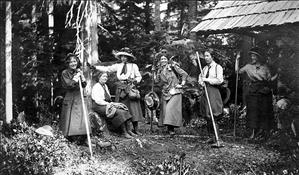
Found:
<box><xmin>191</xmin><ymin>1</ymin><xmax>299</xmax><ymax>34</ymax></box>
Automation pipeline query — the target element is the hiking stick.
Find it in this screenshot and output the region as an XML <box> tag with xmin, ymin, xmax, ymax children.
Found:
<box><xmin>196</xmin><ymin>52</ymin><xmax>221</xmax><ymax>147</ymax></box>
<box><xmin>233</xmin><ymin>70</ymin><xmax>238</xmax><ymax>142</ymax></box>
<box><xmin>233</xmin><ymin>52</ymin><xmax>241</xmax><ymax>142</ymax></box>
<box><xmin>150</xmin><ymin>55</ymin><xmax>157</xmax><ymax>133</ymax></box>
<box><xmin>149</xmin><ymin>52</ymin><xmax>159</xmax><ymax>132</ymax></box>
<box><xmin>78</xmin><ymin>77</ymin><xmax>93</xmax><ymax>157</ymax></box>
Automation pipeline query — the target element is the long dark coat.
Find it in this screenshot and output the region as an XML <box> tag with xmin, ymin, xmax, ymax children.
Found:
<box><xmin>59</xmin><ymin>69</ymin><xmax>90</xmax><ymax>136</ymax></box>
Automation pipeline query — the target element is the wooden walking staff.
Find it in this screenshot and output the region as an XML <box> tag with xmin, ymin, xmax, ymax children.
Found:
<box><xmin>78</xmin><ymin>40</ymin><xmax>93</xmax><ymax>156</ymax></box>
<box><xmin>78</xmin><ymin>77</ymin><xmax>93</xmax><ymax>157</ymax></box>
<box><xmin>149</xmin><ymin>55</ymin><xmax>156</xmax><ymax>133</ymax></box>
<box><xmin>233</xmin><ymin>51</ymin><xmax>241</xmax><ymax>142</ymax></box>
<box><xmin>196</xmin><ymin>51</ymin><xmax>221</xmax><ymax>147</ymax></box>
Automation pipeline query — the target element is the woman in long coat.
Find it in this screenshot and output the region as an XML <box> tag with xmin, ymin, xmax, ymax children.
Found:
<box><xmin>238</xmin><ymin>47</ymin><xmax>274</xmax><ymax>140</ymax></box>
<box><xmin>59</xmin><ymin>53</ymin><xmax>90</xmax><ymax>137</ymax></box>
<box><xmin>155</xmin><ymin>56</ymin><xmax>188</xmax><ymax>135</ymax></box>
<box><xmin>94</xmin><ymin>47</ymin><xmax>143</xmax><ymax>135</ymax></box>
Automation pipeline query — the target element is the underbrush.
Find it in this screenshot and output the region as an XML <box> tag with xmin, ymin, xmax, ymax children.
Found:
<box><xmin>1</xmin><ymin>117</ymin><xmax>299</xmax><ymax>175</ymax></box>
<box><xmin>0</xmin><ymin>122</ymin><xmax>70</xmax><ymax>175</ymax></box>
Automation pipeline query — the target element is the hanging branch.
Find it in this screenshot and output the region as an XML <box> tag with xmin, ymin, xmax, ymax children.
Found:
<box><xmin>65</xmin><ymin>1</ymin><xmax>75</xmax><ymax>28</ymax></box>
<box><xmin>65</xmin><ymin>0</ymin><xmax>87</xmax><ymax>60</ymax></box>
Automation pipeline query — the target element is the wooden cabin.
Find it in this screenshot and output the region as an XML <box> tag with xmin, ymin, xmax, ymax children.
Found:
<box><xmin>191</xmin><ymin>0</ymin><xmax>299</xmax><ymax>103</ymax></box>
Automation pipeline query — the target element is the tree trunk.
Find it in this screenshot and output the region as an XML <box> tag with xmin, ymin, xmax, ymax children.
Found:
<box><xmin>5</xmin><ymin>1</ymin><xmax>12</xmax><ymax>123</ymax></box>
<box><xmin>240</xmin><ymin>35</ymin><xmax>252</xmax><ymax>105</ymax></box>
<box><xmin>188</xmin><ymin>0</ymin><xmax>198</xmax><ymax>40</ymax></box>
<box><xmin>82</xmin><ymin>1</ymin><xmax>109</xmax><ymax>134</ymax></box>
<box><xmin>144</xmin><ymin>0</ymin><xmax>151</xmax><ymax>34</ymax></box>
<box><xmin>32</xmin><ymin>3</ymin><xmax>40</xmax><ymax>119</ymax></box>
<box><xmin>178</xmin><ymin>0</ymin><xmax>187</xmax><ymax>37</ymax></box>
<box><xmin>154</xmin><ymin>0</ymin><xmax>161</xmax><ymax>31</ymax></box>
<box><xmin>187</xmin><ymin>0</ymin><xmax>197</xmax><ymax>26</ymax></box>
<box><xmin>48</xmin><ymin>0</ymin><xmax>54</xmax><ymax>106</ymax></box>
<box><xmin>83</xmin><ymin>0</ymin><xmax>98</xmax><ymax>97</ymax></box>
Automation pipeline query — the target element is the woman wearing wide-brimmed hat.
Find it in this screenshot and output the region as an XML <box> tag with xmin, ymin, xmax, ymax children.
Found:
<box><xmin>94</xmin><ymin>47</ymin><xmax>143</xmax><ymax>135</ymax></box>
<box><xmin>237</xmin><ymin>47</ymin><xmax>274</xmax><ymax>140</ymax></box>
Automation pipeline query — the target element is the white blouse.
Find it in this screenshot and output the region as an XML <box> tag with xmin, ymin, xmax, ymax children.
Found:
<box><xmin>199</xmin><ymin>61</ymin><xmax>224</xmax><ymax>85</ymax></box>
<box><xmin>95</xmin><ymin>63</ymin><xmax>142</xmax><ymax>83</ymax></box>
<box><xmin>91</xmin><ymin>83</ymin><xmax>111</xmax><ymax>105</ymax></box>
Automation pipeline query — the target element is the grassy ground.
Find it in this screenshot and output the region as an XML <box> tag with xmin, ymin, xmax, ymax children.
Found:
<box><xmin>51</xmin><ymin>123</ymin><xmax>298</xmax><ymax>175</ymax></box>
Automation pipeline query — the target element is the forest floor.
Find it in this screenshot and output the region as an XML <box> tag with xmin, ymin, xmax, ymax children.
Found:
<box><xmin>50</xmin><ymin>123</ymin><xmax>299</xmax><ymax>175</ymax></box>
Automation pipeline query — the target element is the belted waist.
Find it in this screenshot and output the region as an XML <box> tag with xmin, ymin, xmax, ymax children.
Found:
<box><xmin>248</xmin><ymin>80</ymin><xmax>271</xmax><ymax>94</ymax></box>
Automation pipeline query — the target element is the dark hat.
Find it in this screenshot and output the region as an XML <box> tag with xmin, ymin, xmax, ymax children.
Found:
<box><xmin>66</xmin><ymin>53</ymin><xmax>78</xmax><ymax>59</ymax></box>
<box><xmin>115</xmin><ymin>47</ymin><xmax>136</xmax><ymax>61</ymax></box>
<box><xmin>144</xmin><ymin>91</ymin><xmax>160</xmax><ymax>110</ymax></box>
<box><xmin>249</xmin><ymin>47</ymin><xmax>267</xmax><ymax>63</ymax></box>
<box><xmin>249</xmin><ymin>47</ymin><xmax>264</xmax><ymax>58</ymax></box>
<box><xmin>65</xmin><ymin>53</ymin><xmax>81</xmax><ymax>68</ymax></box>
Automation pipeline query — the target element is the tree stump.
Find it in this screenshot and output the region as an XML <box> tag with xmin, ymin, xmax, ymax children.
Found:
<box><xmin>89</xmin><ymin>111</ymin><xmax>110</xmax><ymax>135</ymax></box>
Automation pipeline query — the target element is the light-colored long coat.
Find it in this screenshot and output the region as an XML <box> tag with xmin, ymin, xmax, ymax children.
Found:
<box><xmin>156</xmin><ymin>64</ymin><xmax>188</xmax><ymax>127</ymax></box>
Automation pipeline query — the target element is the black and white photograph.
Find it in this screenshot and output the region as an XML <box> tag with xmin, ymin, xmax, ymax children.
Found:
<box><xmin>0</xmin><ymin>0</ymin><xmax>299</xmax><ymax>174</ymax></box>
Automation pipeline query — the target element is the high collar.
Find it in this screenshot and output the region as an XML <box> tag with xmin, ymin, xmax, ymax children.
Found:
<box><xmin>207</xmin><ymin>61</ymin><xmax>216</xmax><ymax>67</ymax></box>
<box><xmin>67</xmin><ymin>68</ymin><xmax>77</xmax><ymax>74</ymax></box>
<box><xmin>99</xmin><ymin>82</ymin><xmax>106</xmax><ymax>86</ymax></box>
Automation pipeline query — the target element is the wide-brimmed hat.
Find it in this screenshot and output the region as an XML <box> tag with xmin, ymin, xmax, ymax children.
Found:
<box><xmin>35</xmin><ymin>125</ymin><xmax>53</xmax><ymax>136</ymax></box>
<box><xmin>249</xmin><ymin>47</ymin><xmax>264</xmax><ymax>58</ymax></box>
<box><xmin>144</xmin><ymin>91</ymin><xmax>160</xmax><ymax>110</ymax></box>
<box><xmin>115</xmin><ymin>47</ymin><xmax>136</xmax><ymax>61</ymax></box>
<box><xmin>249</xmin><ymin>47</ymin><xmax>267</xmax><ymax>63</ymax></box>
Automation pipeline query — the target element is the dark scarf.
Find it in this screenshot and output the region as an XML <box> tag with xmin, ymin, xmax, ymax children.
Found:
<box><xmin>101</xmin><ymin>83</ymin><xmax>112</xmax><ymax>102</ymax></box>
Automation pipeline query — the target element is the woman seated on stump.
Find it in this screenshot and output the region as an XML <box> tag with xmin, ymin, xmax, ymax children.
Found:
<box><xmin>91</xmin><ymin>71</ymin><xmax>137</xmax><ymax>139</ymax></box>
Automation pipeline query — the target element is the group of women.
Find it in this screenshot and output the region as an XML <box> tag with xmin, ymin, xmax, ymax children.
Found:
<box><xmin>58</xmin><ymin>46</ymin><xmax>275</xmax><ymax>145</ymax></box>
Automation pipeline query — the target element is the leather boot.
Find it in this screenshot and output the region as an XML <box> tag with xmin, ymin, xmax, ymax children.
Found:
<box><xmin>133</xmin><ymin>121</ymin><xmax>142</xmax><ymax>135</ymax></box>
<box><xmin>120</xmin><ymin>124</ymin><xmax>133</xmax><ymax>139</ymax></box>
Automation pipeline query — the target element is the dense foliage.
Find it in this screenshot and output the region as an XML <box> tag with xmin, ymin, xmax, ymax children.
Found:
<box><xmin>4</xmin><ymin>0</ymin><xmax>218</xmax><ymax>124</ymax></box>
<box><xmin>1</xmin><ymin>120</ymin><xmax>298</xmax><ymax>175</ymax></box>
<box><xmin>0</xmin><ymin>121</ymin><xmax>69</xmax><ymax>174</ymax></box>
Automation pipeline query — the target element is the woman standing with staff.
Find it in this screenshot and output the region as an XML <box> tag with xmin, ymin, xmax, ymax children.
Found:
<box><xmin>59</xmin><ymin>53</ymin><xmax>89</xmax><ymax>140</ymax></box>
<box><xmin>198</xmin><ymin>50</ymin><xmax>224</xmax><ymax>146</ymax></box>
<box><xmin>94</xmin><ymin>47</ymin><xmax>143</xmax><ymax>135</ymax></box>
<box><xmin>154</xmin><ymin>55</ymin><xmax>188</xmax><ymax>136</ymax></box>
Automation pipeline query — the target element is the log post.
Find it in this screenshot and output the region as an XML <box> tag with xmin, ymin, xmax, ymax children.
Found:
<box><xmin>5</xmin><ymin>1</ymin><xmax>12</xmax><ymax>124</ymax></box>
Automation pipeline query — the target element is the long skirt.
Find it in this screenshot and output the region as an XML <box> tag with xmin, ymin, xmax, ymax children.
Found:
<box><xmin>59</xmin><ymin>91</ymin><xmax>90</xmax><ymax>136</ymax></box>
<box><xmin>246</xmin><ymin>93</ymin><xmax>274</xmax><ymax>131</ymax></box>
<box><xmin>159</xmin><ymin>94</ymin><xmax>182</xmax><ymax>127</ymax></box>
<box><xmin>115</xmin><ymin>82</ymin><xmax>143</xmax><ymax>122</ymax></box>
<box><xmin>92</xmin><ymin>103</ymin><xmax>132</xmax><ymax>129</ymax></box>
<box><xmin>199</xmin><ymin>85</ymin><xmax>223</xmax><ymax>118</ymax></box>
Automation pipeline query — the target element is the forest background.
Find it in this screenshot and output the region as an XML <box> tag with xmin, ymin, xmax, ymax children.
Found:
<box><xmin>1</xmin><ymin>0</ymin><xmax>298</xmax><ymax>175</ymax></box>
